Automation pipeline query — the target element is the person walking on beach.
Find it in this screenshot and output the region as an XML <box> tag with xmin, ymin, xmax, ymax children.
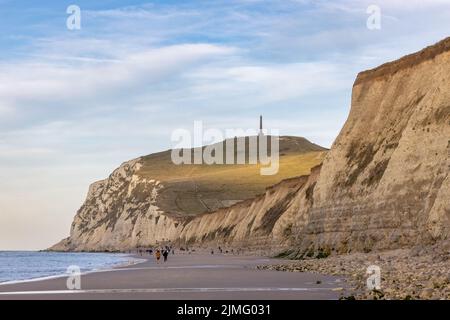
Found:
<box><xmin>155</xmin><ymin>249</ymin><xmax>161</xmax><ymax>264</ymax></box>
<box><xmin>163</xmin><ymin>249</ymin><xmax>169</xmax><ymax>262</ymax></box>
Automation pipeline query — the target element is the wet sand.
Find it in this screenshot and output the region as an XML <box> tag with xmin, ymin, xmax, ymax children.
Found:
<box><xmin>0</xmin><ymin>253</ymin><xmax>346</xmax><ymax>300</ymax></box>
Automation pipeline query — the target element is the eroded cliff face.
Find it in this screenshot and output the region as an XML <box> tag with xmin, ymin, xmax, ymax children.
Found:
<box><xmin>292</xmin><ymin>38</ymin><xmax>450</xmax><ymax>254</ymax></box>
<box><xmin>178</xmin><ymin>175</ymin><xmax>310</xmax><ymax>252</ymax></box>
<box><xmin>176</xmin><ymin>38</ymin><xmax>450</xmax><ymax>254</ymax></box>
<box><xmin>52</xmin><ymin>38</ymin><xmax>449</xmax><ymax>253</ymax></box>
<box><xmin>51</xmin><ymin>159</ymin><xmax>182</xmax><ymax>251</ymax></box>
<box><xmin>51</xmin><ymin>158</ymin><xmax>310</xmax><ymax>252</ymax></box>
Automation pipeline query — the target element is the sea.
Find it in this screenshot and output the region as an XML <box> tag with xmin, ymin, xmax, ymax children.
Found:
<box><xmin>0</xmin><ymin>251</ymin><xmax>141</xmax><ymax>284</ymax></box>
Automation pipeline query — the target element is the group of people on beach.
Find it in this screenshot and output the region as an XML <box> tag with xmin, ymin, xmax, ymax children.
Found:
<box><xmin>134</xmin><ymin>245</ymin><xmax>242</xmax><ymax>263</ymax></box>
<box><xmin>210</xmin><ymin>247</ymin><xmax>242</xmax><ymax>255</ymax></box>
<box><xmin>135</xmin><ymin>246</ymin><xmax>174</xmax><ymax>264</ymax></box>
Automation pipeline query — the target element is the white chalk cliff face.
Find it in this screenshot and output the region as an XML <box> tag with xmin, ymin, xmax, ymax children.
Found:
<box><xmin>51</xmin><ymin>137</ymin><xmax>326</xmax><ymax>252</ymax></box>
<box><xmin>275</xmin><ymin>37</ymin><xmax>450</xmax><ymax>255</ymax></box>
<box><xmin>52</xmin><ymin>159</ymin><xmax>182</xmax><ymax>251</ymax></box>
<box><xmin>51</xmin><ymin>38</ymin><xmax>450</xmax><ymax>254</ymax></box>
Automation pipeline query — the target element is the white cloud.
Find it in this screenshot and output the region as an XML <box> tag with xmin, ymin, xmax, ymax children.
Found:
<box><xmin>0</xmin><ymin>43</ymin><xmax>236</xmax><ymax>118</ymax></box>
<box><xmin>0</xmin><ymin>146</ymin><xmax>55</xmax><ymax>158</ymax></box>
<box><xmin>373</xmin><ymin>0</ymin><xmax>450</xmax><ymax>10</ymax></box>
<box><xmin>0</xmin><ymin>103</ymin><xmax>13</xmax><ymax>116</ymax></box>
<box><xmin>85</xmin><ymin>4</ymin><xmax>200</xmax><ymax>20</ymax></box>
<box><xmin>186</xmin><ymin>62</ymin><xmax>352</xmax><ymax>106</ymax></box>
<box><xmin>318</xmin><ymin>0</ymin><xmax>450</xmax><ymax>11</ymax></box>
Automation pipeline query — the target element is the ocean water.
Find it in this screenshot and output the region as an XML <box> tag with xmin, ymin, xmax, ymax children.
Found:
<box><xmin>0</xmin><ymin>251</ymin><xmax>140</xmax><ymax>284</ymax></box>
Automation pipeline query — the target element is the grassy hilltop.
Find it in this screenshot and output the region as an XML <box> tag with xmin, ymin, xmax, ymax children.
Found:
<box><xmin>138</xmin><ymin>136</ymin><xmax>327</xmax><ymax>217</ymax></box>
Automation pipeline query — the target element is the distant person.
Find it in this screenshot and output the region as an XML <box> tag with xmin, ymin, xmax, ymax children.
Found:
<box><xmin>155</xmin><ymin>249</ymin><xmax>161</xmax><ymax>264</ymax></box>
<box><xmin>172</xmin><ymin>249</ymin><xmax>175</xmax><ymax>255</ymax></box>
<box><xmin>211</xmin><ymin>250</ymin><xmax>214</xmax><ymax>255</ymax></box>
<box><xmin>163</xmin><ymin>249</ymin><xmax>169</xmax><ymax>262</ymax></box>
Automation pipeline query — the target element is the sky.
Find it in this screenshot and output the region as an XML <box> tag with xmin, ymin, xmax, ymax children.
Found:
<box><xmin>0</xmin><ymin>0</ymin><xmax>449</xmax><ymax>250</ymax></box>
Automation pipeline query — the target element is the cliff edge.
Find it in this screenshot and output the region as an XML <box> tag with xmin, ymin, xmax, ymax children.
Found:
<box><xmin>177</xmin><ymin>37</ymin><xmax>450</xmax><ymax>254</ymax></box>
<box><xmin>51</xmin><ymin>38</ymin><xmax>450</xmax><ymax>254</ymax></box>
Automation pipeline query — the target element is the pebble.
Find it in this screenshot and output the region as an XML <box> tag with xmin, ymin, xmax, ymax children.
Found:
<box><xmin>258</xmin><ymin>244</ymin><xmax>450</xmax><ymax>300</ymax></box>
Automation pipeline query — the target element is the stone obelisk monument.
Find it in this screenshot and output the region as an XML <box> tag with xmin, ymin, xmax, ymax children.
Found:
<box><xmin>259</xmin><ymin>115</ymin><xmax>263</xmax><ymax>135</ymax></box>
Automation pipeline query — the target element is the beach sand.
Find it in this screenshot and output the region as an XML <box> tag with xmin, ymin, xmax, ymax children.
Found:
<box><xmin>0</xmin><ymin>253</ymin><xmax>346</xmax><ymax>300</ymax></box>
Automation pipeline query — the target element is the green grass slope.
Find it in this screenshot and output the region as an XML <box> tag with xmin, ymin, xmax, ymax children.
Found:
<box><xmin>138</xmin><ymin>136</ymin><xmax>327</xmax><ymax>218</ymax></box>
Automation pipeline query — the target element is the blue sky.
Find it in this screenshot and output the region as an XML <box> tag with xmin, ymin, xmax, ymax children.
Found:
<box><xmin>1</xmin><ymin>0</ymin><xmax>450</xmax><ymax>249</ymax></box>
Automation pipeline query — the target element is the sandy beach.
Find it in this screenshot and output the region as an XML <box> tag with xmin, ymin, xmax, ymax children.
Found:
<box><xmin>0</xmin><ymin>253</ymin><xmax>346</xmax><ymax>300</ymax></box>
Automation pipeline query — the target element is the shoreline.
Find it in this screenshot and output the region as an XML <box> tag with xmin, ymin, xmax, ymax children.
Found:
<box><xmin>0</xmin><ymin>252</ymin><xmax>147</xmax><ymax>287</ymax></box>
<box><xmin>0</xmin><ymin>253</ymin><xmax>347</xmax><ymax>300</ymax></box>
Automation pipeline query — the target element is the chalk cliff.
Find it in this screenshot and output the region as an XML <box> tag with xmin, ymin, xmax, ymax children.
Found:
<box><xmin>179</xmin><ymin>37</ymin><xmax>450</xmax><ymax>255</ymax></box>
<box><xmin>51</xmin><ymin>38</ymin><xmax>450</xmax><ymax>254</ymax></box>
<box><xmin>51</xmin><ymin>137</ymin><xmax>326</xmax><ymax>251</ymax></box>
<box><xmin>51</xmin><ymin>159</ymin><xmax>182</xmax><ymax>251</ymax></box>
